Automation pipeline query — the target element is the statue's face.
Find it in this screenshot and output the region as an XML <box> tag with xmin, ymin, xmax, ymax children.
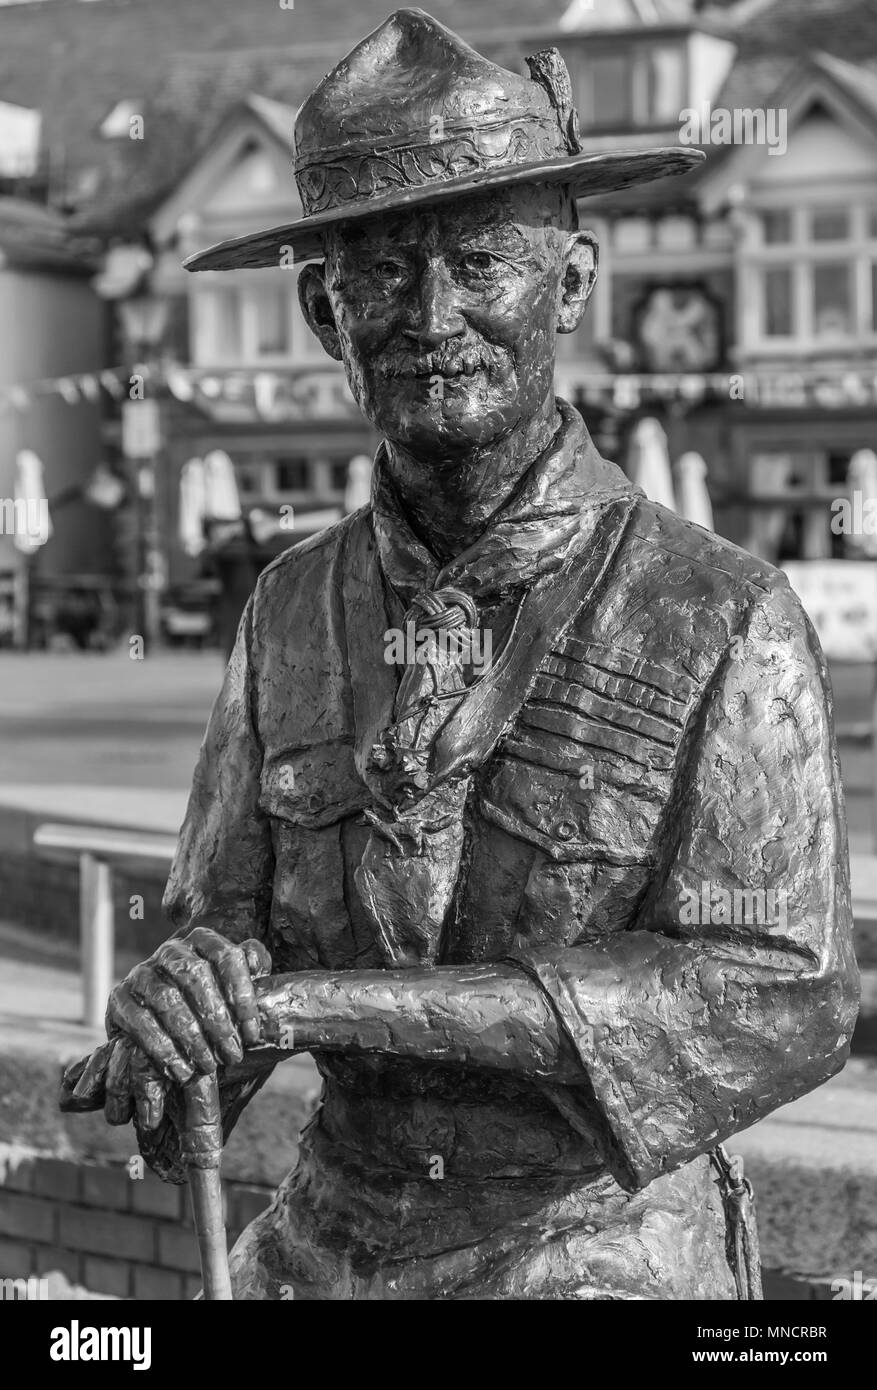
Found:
<box><xmin>300</xmin><ymin>186</ymin><xmax>595</xmax><ymax>458</ymax></box>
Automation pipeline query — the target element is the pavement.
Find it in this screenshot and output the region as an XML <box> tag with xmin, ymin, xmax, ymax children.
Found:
<box><xmin>0</xmin><ymin>651</ymin><xmax>222</xmax><ymax>803</ymax></box>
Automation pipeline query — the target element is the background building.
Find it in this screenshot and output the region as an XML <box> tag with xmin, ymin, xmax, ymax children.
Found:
<box><xmin>2</xmin><ymin>0</ymin><xmax>877</xmax><ymax>611</ymax></box>
<box><xmin>0</xmin><ymin>196</ymin><xmax>105</xmax><ymax>644</ymax></box>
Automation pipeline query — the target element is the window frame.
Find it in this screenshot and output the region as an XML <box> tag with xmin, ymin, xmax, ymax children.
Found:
<box><xmin>742</xmin><ymin>200</ymin><xmax>877</xmax><ymax>351</ymax></box>
<box><xmin>189</xmin><ymin>271</ymin><xmax>328</xmax><ymax>367</ymax></box>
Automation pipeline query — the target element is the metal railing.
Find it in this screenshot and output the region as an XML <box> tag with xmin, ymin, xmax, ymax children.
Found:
<box><xmin>33</xmin><ymin>822</ymin><xmax>176</xmax><ymax>1028</ymax></box>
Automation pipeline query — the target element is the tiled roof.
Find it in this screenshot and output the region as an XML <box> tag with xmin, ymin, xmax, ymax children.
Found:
<box><xmin>811</xmin><ymin>51</ymin><xmax>877</xmax><ymax>120</ymax></box>
<box><xmin>5</xmin><ymin>0</ymin><xmax>877</xmax><ymax>238</ymax></box>
<box><xmin>0</xmin><ymin>0</ymin><xmax>570</xmax><ymax>228</ymax></box>
<box><xmin>701</xmin><ymin>0</ymin><xmax>877</xmax><ymax>58</ymax></box>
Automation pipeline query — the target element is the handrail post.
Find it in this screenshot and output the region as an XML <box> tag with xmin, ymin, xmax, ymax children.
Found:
<box><xmin>80</xmin><ymin>851</ymin><xmax>114</xmax><ymax>1030</ymax></box>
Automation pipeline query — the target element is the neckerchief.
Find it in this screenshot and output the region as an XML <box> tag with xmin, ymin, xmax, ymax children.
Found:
<box><xmin>354</xmin><ymin>399</ymin><xmax>637</xmax><ymax>968</ymax></box>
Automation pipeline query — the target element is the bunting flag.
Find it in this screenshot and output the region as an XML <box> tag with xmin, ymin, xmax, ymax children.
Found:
<box><xmin>3</xmin><ymin>363</ymin><xmax>877</xmax><ymax>417</ymax></box>
<box><xmin>56</xmin><ymin>377</ymin><xmax>80</xmax><ymax>405</ymax></box>
<box><xmin>165</xmin><ymin>365</ymin><xmax>195</xmax><ymax>402</ymax></box>
<box><xmin>78</xmin><ymin>375</ymin><xmax>101</xmax><ymax>403</ymax></box>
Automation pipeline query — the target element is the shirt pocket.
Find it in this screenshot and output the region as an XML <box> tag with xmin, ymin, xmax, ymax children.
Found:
<box><xmin>258</xmin><ymin>741</ymin><xmax>374</xmax><ymax>969</ymax></box>
<box><xmin>478</xmin><ymin>747</ymin><xmax>667</xmax><ymax>866</ymax></box>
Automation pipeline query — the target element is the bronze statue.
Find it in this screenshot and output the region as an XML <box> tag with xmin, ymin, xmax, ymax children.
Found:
<box><xmin>61</xmin><ymin>9</ymin><xmax>859</xmax><ymax>1300</ymax></box>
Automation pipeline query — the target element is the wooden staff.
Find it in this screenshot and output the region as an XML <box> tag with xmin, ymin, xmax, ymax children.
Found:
<box><xmin>182</xmin><ymin>1072</ymin><xmax>233</xmax><ymax>1300</ymax></box>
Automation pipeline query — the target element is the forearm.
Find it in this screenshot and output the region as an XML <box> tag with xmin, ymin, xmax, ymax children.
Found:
<box><xmin>255</xmin><ymin>964</ymin><xmax>583</xmax><ymax>1082</ymax></box>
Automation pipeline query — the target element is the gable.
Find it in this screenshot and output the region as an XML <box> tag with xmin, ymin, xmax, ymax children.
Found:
<box><xmin>699</xmin><ymin>68</ymin><xmax>877</xmax><ymax>212</ymax></box>
<box><xmin>750</xmin><ymin>107</ymin><xmax>877</xmax><ymax>188</ymax></box>
<box><xmin>150</xmin><ymin>111</ymin><xmax>300</xmax><ymax>253</ymax></box>
<box><xmin>201</xmin><ymin>142</ymin><xmax>293</xmax><ymax>219</ymax></box>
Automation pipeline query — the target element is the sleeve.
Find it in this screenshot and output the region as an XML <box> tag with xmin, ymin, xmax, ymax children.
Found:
<box><xmin>510</xmin><ymin>580</ymin><xmax>860</xmax><ymax>1193</ymax></box>
<box><xmin>163</xmin><ymin>591</ymin><xmax>275</xmax><ymax>945</ymax></box>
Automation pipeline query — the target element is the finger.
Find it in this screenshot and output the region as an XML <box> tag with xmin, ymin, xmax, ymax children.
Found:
<box><xmin>153</xmin><ymin>941</ymin><xmax>244</xmax><ymax>1067</ymax></box>
<box><xmin>242</xmin><ymin>939</ymin><xmax>272</xmax><ymax>978</ymax></box>
<box><xmin>107</xmin><ymin>982</ymin><xmax>194</xmax><ymax>1085</ymax></box>
<box><xmin>104</xmin><ymin>1037</ymin><xmax>135</xmax><ymax>1126</ymax></box>
<box><xmin>130</xmin><ymin>1048</ymin><xmax>166</xmax><ymax>1131</ymax></box>
<box><xmin>71</xmin><ymin>1039</ymin><xmax>114</xmax><ymax>1104</ymax></box>
<box><xmin>127</xmin><ymin>962</ymin><xmax>217</xmax><ymax>1075</ymax></box>
<box><xmin>189</xmin><ymin>930</ymin><xmax>265</xmax><ymax>1048</ymax></box>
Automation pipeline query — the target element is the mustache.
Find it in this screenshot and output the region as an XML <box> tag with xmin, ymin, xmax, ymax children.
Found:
<box><xmin>377</xmin><ymin>340</ymin><xmax>511</xmax><ymax>380</ymax></box>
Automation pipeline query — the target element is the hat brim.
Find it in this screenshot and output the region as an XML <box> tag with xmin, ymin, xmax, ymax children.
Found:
<box><xmin>183</xmin><ymin>146</ymin><xmax>705</xmax><ymax>272</ymax></box>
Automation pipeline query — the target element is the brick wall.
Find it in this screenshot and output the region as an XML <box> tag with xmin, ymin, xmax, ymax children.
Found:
<box><xmin>0</xmin><ymin>1151</ymin><xmax>856</xmax><ymax>1301</ymax></box>
<box><xmin>0</xmin><ymin>1154</ymin><xmax>272</xmax><ymax>1300</ymax></box>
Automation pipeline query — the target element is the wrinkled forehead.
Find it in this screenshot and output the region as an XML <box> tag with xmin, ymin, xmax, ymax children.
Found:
<box><xmin>325</xmin><ymin>185</ymin><xmax>570</xmax><ymax>259</ymax></box>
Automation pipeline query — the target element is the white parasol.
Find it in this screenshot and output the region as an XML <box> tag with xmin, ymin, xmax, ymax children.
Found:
<box><xmin>13</xmin><ymin>449</ymin><xmax>52</xmax><ymax>554</ymax></box>
<box><xmin>203</xmin><ymin>450</ymin><xmax>242</xmax><ymax>522</ymax></box>
<box><xmin>675</xmin><ymin>451</ymin><xmax>714</xmax><ymax>531</ymax></box>
<box><xmin>626</xmin><ymin>417</ymin><xmax>677</xmax><ymax>512</ymax></box>
<box><xmin>344</xmin><ymin>455</ymin><xmax>373</xmax><ymax>513</ymax></box>
<box><xmin>179</xmin><ymin>457</ymin><xmax>207</xmax><ymax>558</ymax></box>
<box><xmin>847</xmin><ymin>449</ymin><xmax>877</xmax><ymax>558</ymax></box>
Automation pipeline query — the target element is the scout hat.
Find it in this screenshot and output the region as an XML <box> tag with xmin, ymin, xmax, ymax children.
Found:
<box><xmin>185</xmin><ymin>7</ymin><xmax>703</xmax><ymax>272</ymax></box>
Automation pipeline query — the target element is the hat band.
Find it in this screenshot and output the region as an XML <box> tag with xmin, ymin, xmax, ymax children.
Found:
<box><xmin>295</xmin><ymin>115</ymin><xmax>565</xmax><ymax>219</ymax></box>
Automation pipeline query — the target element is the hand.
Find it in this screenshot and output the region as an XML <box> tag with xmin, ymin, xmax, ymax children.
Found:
<box><xmin>105</xmin><ymin>928</ymin><xmax>272</xmax><ymax>1084</ymax></box>
<box><xmin>61</xmin><ymin>1035</ymin><xmax>169</xmax><ymax>1130</ymax></box>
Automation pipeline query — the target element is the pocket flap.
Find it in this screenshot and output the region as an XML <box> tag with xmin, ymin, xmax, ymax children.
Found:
<box><xmin>259</xmin><ymin>740</ymin><xmax>368</xmax><ymax>829</ymax></box>
<box><xmin>479</xmin><ymin>753</ymin><xmax>660</xmax><ymax>865</ymax></box>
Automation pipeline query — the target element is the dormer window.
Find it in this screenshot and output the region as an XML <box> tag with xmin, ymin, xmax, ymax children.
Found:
<box><xmin>100</xmin><ymin>99</ymin><xmax>143</xmax><ymax>140</ymax></box>
<box><xmin>569</xmin><ymin>42</ymin><xmax>686</xmax><ymax>132</ymax></box>
<box><xmin>0</xmin><ymin>100</ymin><xmax>41</xmax><ymax>177</ymax></box>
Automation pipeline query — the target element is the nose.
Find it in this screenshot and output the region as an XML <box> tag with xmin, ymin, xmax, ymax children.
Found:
<box><xmin>402</xmin><ymin>259</ymin><xmax>465</xmax><ymax>350</ymax></box>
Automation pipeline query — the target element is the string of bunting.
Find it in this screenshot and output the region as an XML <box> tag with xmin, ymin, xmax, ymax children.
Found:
<box><xmin>3</xmin><ymin>363</ymin><xmax>877</xmax><ymax>415</ymax></box>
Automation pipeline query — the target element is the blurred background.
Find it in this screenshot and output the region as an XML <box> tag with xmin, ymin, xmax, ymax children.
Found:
<box><xmin>0</xmin><ymin>0</ymin><xmax>875</xmax><ymax>1303</ymax></box>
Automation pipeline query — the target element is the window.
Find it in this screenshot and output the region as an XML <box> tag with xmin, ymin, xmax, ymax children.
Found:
<box><xmin>575</xmin><ymin>55</ymin><xmax>632</xmax><ymax>130</ymax></box>
<box><xmin>194</xmin><ymin>284</ymin><xmax>302</xmax><ymax>364</ymax></box>
<box><xmin>761</xmin><ymin>210</ymin><xmax>791</xmax><ymax>245</ymax></box>
<box><xmin>100</xmin><ymin>99</ymin><xmax>142</xmax><ymax>140</ymax></box>
<box><xmin>570</xmin><ymin>43</ymin><xmax>685</xmax><ymax>132</ymax></box>
<box><xmin>215</xmin><ymin>289</ymin><xmax>242</xmax><ymax>359</ymax></box>
<box><xmin>812</xmin><ymin>263</ymin><xmax>852</xmax><ymax>337</ymax></box>
<box><xmin>592</xmin><ymin>56</ymin><xmax>631</xmax><ymax>129</ymax></box>
<box><xmin>747</xmin><ymin>203</ymin><xmax>877</xmax><ymax>349</ymax></box>
<box><xmin>236</xmin><ymin>463</ymin><xmax>267</xmax><ymax>498</ymax></box>
<box><xmin>275</xmin><ymin>458</ymin><xmax>309</xmax><ymax>492</ymax></box>
<box><xmin>811</xmin><ymin>210</ymin><xmax>849</xmax><ymax>242</ymax></box>
<box><xmin>763</xmin><ymin>268</ymin><xmax>792</xmax><ymax>337</ymax></box>
<box><xmin>746</xmin><ymin>449</ymin><xmax>866</xmax><ymax>564</ymax></box>
<box><xmin>252</xmin><ymin>288</ymin><xmax>289</xmax><ymax>355</ymax></box>
<box><xmin>330</xmin><ymin>461</ymin><xmax>349</xmax><ymax>492</ymax></box>
<box><xmin>646</xmin><ymin>47</ymin><xmax>685</xmax><ymax>124</ymax></box>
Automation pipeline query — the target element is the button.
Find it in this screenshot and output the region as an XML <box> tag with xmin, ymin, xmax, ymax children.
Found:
<box><xmin>555</xmin><ymin>820</ymin><xmax>577</xmax><ymax>840</ymax></box>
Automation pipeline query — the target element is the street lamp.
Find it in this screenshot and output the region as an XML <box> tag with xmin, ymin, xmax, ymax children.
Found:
<box><xmin>118</xmin><ymin>292</ymin><xmax>170</xmax><ymax>355</ymax></box>
<box><xmin>94</xmin><ymin>247</ymin><xmax>170</xmax><ymax>652</ymax></box>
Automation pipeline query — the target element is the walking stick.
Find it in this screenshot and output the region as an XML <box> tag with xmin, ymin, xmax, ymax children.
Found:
<box><xmin>182</xmin><ymin>1071</ymin><xmax>233</xmax><ymax>1300</ymax></box>
<box><xmin>61</xmin><ymin>1051</ymin><xmax>257</xmax><ymax>1301</ymax></box>
<box><xmin>59</xmin><ymin>985</ymin><xmax>298</xmax><ymax>1299</ymax></box>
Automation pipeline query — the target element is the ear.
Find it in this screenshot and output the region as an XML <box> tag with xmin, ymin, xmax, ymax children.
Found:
<box><xmin>557</xmin><ymin>229</ymin><xmax>598</xmax><ymax>334</ymax></box>
<box><xmin>298</xmin><ymin>262</ymin><xmax>343</xmax><ymax>361</ymax></box>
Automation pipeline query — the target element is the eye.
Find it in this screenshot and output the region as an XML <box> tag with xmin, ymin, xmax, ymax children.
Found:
<box><xmin>372</xmin><ymin>260</ymin><xmax>406</xmax><ymax>283</ymax></box>
<box><xmin>459</xmin><ymin>251</ymin><xmax>496</xmax><ymax>275</ymax></box>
